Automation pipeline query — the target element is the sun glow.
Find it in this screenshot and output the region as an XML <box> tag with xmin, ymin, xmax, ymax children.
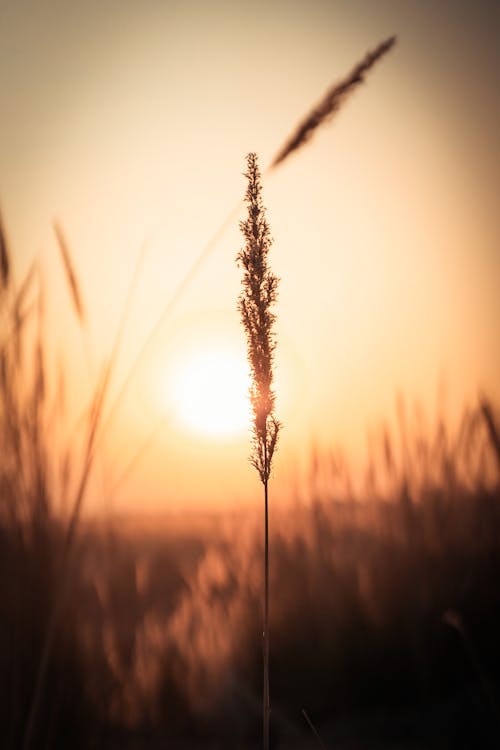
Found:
<box><xmin>171</xmin><ymin>350</ymin><xmax>251</xmax><ymax>438</ymax></box>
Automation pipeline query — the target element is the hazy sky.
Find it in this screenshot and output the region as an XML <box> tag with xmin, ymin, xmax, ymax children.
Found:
<box><xmin>1</xmin><ymin>0</ymin><xmax>499</xmax><ymax>510</ymax></box>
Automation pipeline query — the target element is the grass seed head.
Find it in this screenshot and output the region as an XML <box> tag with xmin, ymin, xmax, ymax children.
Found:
<box><xmin>237</xmin><ymin>153</ymin><xmax>280</xmax><ymax>484</ymax></box>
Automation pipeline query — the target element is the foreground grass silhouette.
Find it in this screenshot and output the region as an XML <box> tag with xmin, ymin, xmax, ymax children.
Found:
<box><xmin>237</xmin><ymin>153</ymin><xmax>280</xmax><ymax>750</ymax></box>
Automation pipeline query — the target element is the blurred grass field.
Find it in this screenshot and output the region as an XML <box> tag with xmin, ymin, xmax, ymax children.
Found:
<box><xmin>1</xmin><ymin>218</ymin><xmax>500</xmax><ymax>749</ymax></box>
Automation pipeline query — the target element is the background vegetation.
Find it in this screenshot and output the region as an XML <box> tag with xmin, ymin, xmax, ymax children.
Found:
<box><xmin>1</xmin><ymin>222</ymin><xmax>500</xmax><ymax>749</ymax></box>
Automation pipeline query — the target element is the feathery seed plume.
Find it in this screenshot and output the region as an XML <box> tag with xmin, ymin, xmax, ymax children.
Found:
<box><xmin>238</xmin><ymin>153</ymin><xmax>280</xmax><ymax>483</ymax></box>
<box><xmin>271</xmin><ymin>35</ymin><xmax>397</xmax><ymax>168</ymax></box>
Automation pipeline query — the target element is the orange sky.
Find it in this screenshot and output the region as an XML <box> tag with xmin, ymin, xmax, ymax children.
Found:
<box><xmin>1</xmin><ymin>0</ymin><xmax>499</xmax><ymax>511</ymax></box>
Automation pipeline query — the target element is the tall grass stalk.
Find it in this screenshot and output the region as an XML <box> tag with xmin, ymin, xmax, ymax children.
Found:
<box><xmin>237</xmin><ymin>153</ymin><xmax>280</xmax><ymax>750</ymax></box>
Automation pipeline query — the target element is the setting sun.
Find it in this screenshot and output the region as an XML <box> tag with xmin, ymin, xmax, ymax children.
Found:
<box><xmin>171</xmin><ymin>350</ymin><xmax>251</xmax><ymax>438</ymax></box>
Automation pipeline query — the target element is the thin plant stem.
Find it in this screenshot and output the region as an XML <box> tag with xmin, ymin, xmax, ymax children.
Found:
<box><xmin>302</xmin><ymin>709</ymin><xmax>329</xmax><ymax>750</ymax></box>
<box><xmin>263</xmin><ymin>475</ymin><xmax>270</xmax><ymax>750</ymax></box>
